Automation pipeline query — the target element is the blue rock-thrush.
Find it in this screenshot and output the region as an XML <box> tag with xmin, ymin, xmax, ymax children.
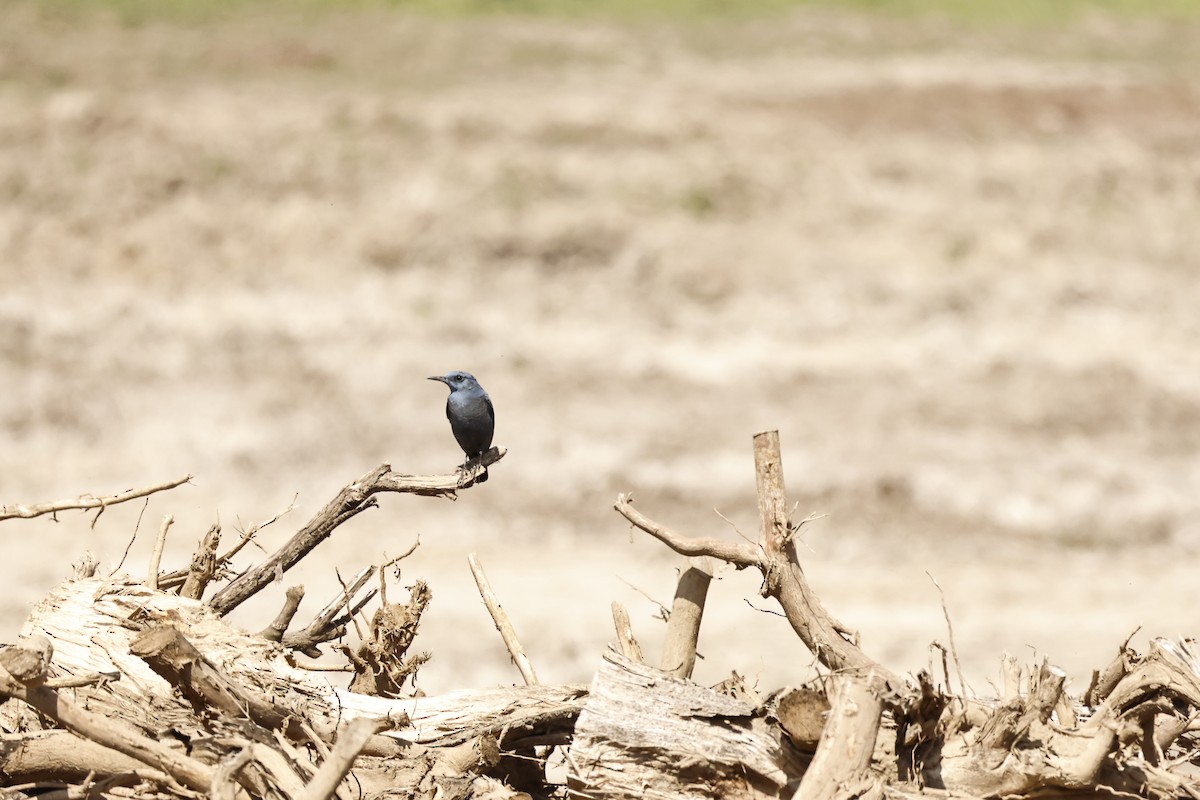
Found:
<box><xmin>428</xmin><ymin>371</ymin><xmax>495</xmax><ymax>483</ymax></box>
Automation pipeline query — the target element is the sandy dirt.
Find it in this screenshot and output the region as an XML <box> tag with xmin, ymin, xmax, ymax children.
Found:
<box><xmin>1</xmin><ymin>4</ymin><xmax>1199</xmax><ymax>697</ymax></box>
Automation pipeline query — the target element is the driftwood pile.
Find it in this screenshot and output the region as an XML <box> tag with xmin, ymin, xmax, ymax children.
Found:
<box><xmin>2</xmin><ymin>431</ymin><xmax>1199</xmax><ymax>800</ymax></box>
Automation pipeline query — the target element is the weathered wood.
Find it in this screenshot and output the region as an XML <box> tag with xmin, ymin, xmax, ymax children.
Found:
<box><xmin>19</xmin><ymin>576</ymin><xmax>585</xmax><ymax>751</ymax></box>
<box><xmin>209</xmin><ymin>451</ymin><xmax>504</xmax><ymax>616</ymax></box>
<box><xmin>179</xmin><ymin>523</ymin><xmax>221</xmax><ymax>600</ymax></box>
<box><xmin>470</xmin><ymin>552</ymin><xmax>539</xmax><ymax>686</ymax></box>
<box><xmin>568</xmin><ymin>648</ymin><xmax>806</xmax><ymax>800</ymax></box>
<box><xmin>793</xmin><ymin>675</ymin><xmax>883</xmax><ymax>800</ymax></box>
<box><xmin>659</xmin><ymin>557</ymin><xmax>713</xmax><ymax>679</ymax></box>
<box><xmin>610</xmin><ymin>601</ymin><xmax>645</xmax><ymax>664</ymax></box>
<box><xmin>0</xmin><ymin>729</ymin><xmax>173</xmax><ymax>784</ymax></box>
<box><xmin>0</xmin><ymin>648</ymin><xmax>216</xmax><ymax>794</ymax></box>
<box><xmin>617</xmin><ymin>432</ymin><xmax>903</xmax><ymax>692</ymax></box>
<box><xmin>0</xmin><ymin>474</ymin><xmax>192</xmax><ymax>523</ymax></box>
<box><xmin>258</xmin><ymin>584</ymin><xmax>305</xmax><ymax>642</ymax></box>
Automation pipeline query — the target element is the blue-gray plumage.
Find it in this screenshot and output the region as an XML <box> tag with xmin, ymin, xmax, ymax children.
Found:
<box><xmin>428</xmin><ymin>371</ymin><xmax>495</xmax><ymax>483</ymax></box>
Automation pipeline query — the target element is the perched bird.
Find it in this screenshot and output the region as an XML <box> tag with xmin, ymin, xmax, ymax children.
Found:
<box><xmin>428</xmin><ymin>371</ymin><xmax>495</xmax><ymax>483</ymax></box>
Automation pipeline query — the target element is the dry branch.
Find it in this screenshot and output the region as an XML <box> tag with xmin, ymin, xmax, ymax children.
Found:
<box><xmin>659</xmin><ymin>557</ymin><xmax>713</xmax><ymax>679</ymax></box>
<box><xmin>0</xmin><ymin>474</ymin><xmax>192</xmax><ymax>524</ymax></box>
<box><xmin>147</xmin><ymin>513</ymin><xmax>174</xmax><ymax>589</ymax></box>
<box><xmin>469</xmin><ymin>552</ymin><xmax>539</xmax><ymax>686</ymax></box>
<box><xmin>610</xmin><ymin>601</ymin><xmax>644</xmax><ymax>664</ymax></box>
<box><xmin>793</xmin><ymin>674</ymin><xmax>883</xmax><ymax>800</ymax></box>
<box><xmin>130</xmin><ymin>625</ymin><xmax>314</xmax><ymax>743</ymax></box>
<box><xmin>297</xmin><ymin>717</ymin><xmax>389</xmax><ymax>800</ymax></box>
<box><xmin>616</xmin><ymin>431</ymin><xmax>903</xmax><ymax>692</ymax></box>
<box><xmin>180</xmin><ymin>523</ymin><xmax>221</xmax><ymax>600</ymax></box>
<box><xmin>209</xmin><ymin>451</ymin><xmax>504</xmax><ymax>616</ymax></box>
<box><xmin>0</xmin><ymin>730</ymin><xmax>174</xmax><ymax>785</ymax></box>
<box><xmin>346</xmin><ymin>579</ymin><xmax>431</xmax><ymax>697</ymax></box>
<box><xmin>258</xmin><ymin>585</ymin><xmax>305</xmax><ymax>642</ymax></box>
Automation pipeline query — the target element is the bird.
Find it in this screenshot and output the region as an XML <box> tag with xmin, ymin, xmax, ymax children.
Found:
<box><xmin>428</xmin><ymin>371</ymin><xmax>495</xmax><ymax>483</ymax></box>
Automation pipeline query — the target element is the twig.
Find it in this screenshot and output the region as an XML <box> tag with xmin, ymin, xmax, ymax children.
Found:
<box><xmin>659</xmin><ymin>557</ymin><xmax>713</xmax><ymax>679</ymax></box>
<box><xmin>468</xmin><ymin>552</ymin><xmax>539</xmax><ymax>686</ymax></box>
<box><xmin>616</xmin><ymin>577</ymin><xmax>671</xmax><ymax>623</ymax></box>
<box><xmin>209</xmin><ymin>453</ymin><xmax>504</xmax><ymax>617</ymax></box>
<box><xmin>927</xmin><ymin>570</ymin><xmax>970</xmax><ymax>698</ymax></box>
<box><xmin>45</xmin><ymin>671</ymin><xmax>119</xmax><ymax>689</ymax></box>
<box><xmin>713</xmin><ymin>507</ymin><xmax>757</xmax><ymax>547</ymax></box>
<box><xmin>297</xmin><ymin>717</ymin><xmax>389</xmax><ymax>800</ymax></box>
<box><xmin>337</xmin><ymin>568</ymin><xmax>369</xmax><ymax>643</ymax></box>
<box><xmin>111</xmin><ymin>497</ymin><xmax>150</xmax><ymax>572</ymax></box>
<box><xmin>610</xmin><ymin>602</ymin><xmax>644</xmax><ymax>664</ymax></box>
<box><xmin>286</xmin><ymin>659</ymin><xmax>354</xmax><ymax>672</ymax></box>
<box><xmin>258</xmin><ymin>585</ymin><xmax>305</xmax><ymax>642</ymax></box>
<box><xmin>615</xmin><ymin>494</ymin><xmax>761</xmax><ymax>568</ymax></box>
<box><xmin>0</xmin><ymin>474</ymin><xmax>193</xmax><ymax>524</ymax></box>
<box><xmin>147</xmin><ymin>514</ymin><xmax>175</xmax><ymax>589</ymax></box>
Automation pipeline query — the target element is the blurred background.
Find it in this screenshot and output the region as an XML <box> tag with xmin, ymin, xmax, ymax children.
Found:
<box><xmin>1</xmin><ymin>0</ymin><xmax>1198</xmax><ymax>696</ymax></box>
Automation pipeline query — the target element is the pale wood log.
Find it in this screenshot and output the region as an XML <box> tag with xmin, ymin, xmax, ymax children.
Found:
<box><xmin>0</xmin><ymin>729</ymin><xmax>173</xmax><ymax>784</ymax></box>
<box><xmin>209</xmin><ymin>451</ymin><xmax>504</xmax><ymax>616</ymax></box>
<box><xmin>18</xmin><ymin>576</ymin><xmax>585</xmax><ymax>752</ymax></box>
<box><xmin>933</xmin><ymin>643</ymin><xmax>1200</xmax><ymax>799</ymax></box>
<box><xmin>568</xmin><ymin>648</ymin><xmax>806</xmax><ymax>800</ymax></box>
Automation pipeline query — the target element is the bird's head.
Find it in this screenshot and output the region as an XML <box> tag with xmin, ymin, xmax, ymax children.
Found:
<box><xmin>428</xmin><ymin>371</ymin><xmax>479</xmax><ymax>392</ymax></box>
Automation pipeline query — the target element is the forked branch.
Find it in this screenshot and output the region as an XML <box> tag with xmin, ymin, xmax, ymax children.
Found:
<box><xmin>616</xmin><ymin>431</ymin><xmax>903</xmax><ymax>691</ymax></box>
<box><xmin>209</xmin><ymin>450</ymin><xmax>504</xmax><ymax>616</ymax></box>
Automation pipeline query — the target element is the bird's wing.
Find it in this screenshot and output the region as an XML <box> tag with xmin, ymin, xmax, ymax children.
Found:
<box><xmin>484</xmin><ymin>393</ymin><xmax>495</xmax><ymax>426</ymax></box>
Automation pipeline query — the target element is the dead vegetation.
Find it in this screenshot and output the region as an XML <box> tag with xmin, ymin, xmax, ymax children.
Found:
<box><xmin>2</xmin><ymin>433</ymin><xmax>1199</xmax><ymax>800</ymax></box>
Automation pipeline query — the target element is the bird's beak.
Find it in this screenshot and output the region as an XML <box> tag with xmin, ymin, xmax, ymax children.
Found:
<box><xmin>427</xmin><ymin>375</ymin><xmax>449</xmax><ymax>385</ymax></box>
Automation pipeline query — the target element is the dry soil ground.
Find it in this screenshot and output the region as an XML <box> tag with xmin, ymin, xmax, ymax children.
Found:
<box><xmin>1</xmin><ymin>3</ymin><xmax>1199</xmax><ymax>697</ymax></box>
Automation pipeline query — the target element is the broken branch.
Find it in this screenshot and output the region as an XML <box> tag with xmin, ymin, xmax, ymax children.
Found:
<box><xmin>209</xmin><ymin>453</ymin><xmax>504</xmax><ymax>616</ymax></box>
<box><xmin>0</xmin><ymin>474</ymin><xmax>193</xmax><ymax>523</ymax></box>
<box><xmin>469</xmin><ymin>552</ymin><xmax>539</xmax><ymax>686</ymax></box>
